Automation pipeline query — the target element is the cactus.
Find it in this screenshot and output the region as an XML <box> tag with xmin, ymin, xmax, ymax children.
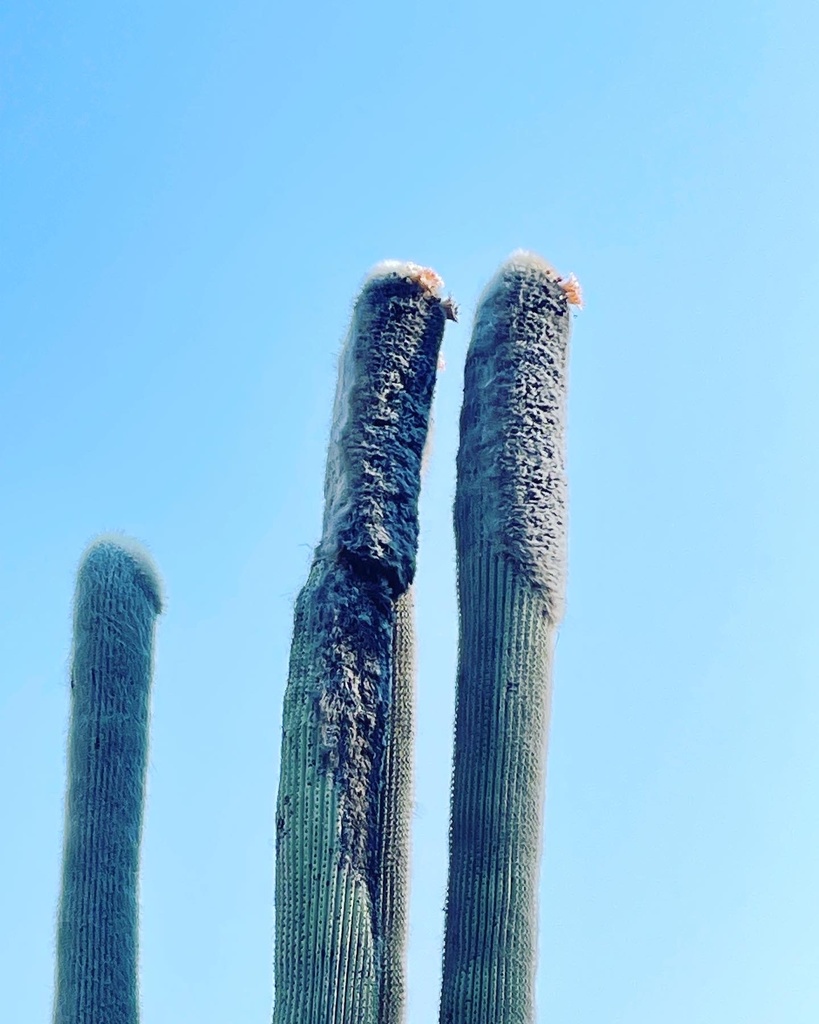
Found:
<box><xmin>44</xmin><ymin>253</ymin><xmax>573</xmax><ymax>1024</ymax></box>
<box><xmin>439</xmin><ymin>252</ymin><xmax>572</xmax><ymax>1024</ymax></box>
<box><xmin>272</xmin><ymin>262</ymin><xmax>449</xmax><ymax>1024</ymax></box>
<box><xmin>53</xmin><ymin>535</ymin><xmax>163</xmax><ymax>1024</ymax></box>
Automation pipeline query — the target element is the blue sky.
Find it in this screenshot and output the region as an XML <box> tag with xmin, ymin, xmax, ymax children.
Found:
<box><xmin>2</xmin><ymin>0</ymin><xmax>819</xmax><ymax>1020</ymax></box>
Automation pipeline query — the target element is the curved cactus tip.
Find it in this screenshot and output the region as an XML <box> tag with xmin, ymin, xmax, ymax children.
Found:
<box><xmin>481</xmin><ymin>249</ymin><xmax>583</xmax><ymax>308</ymax></box>
<box><xmin>481</xmin><ymin>250</ymin><xmax>560</xmax><ymax>297</ymax></box>
<box><xmin>503</xmin><ymin>248</ymin><xmax>561</xmax><ymax>277</ymax></box>
<box><xmin>362</xmin><ymin>259</ymin><xmax>445</xmax><ymax>297</ymax></box>
<box><xmin>77</xmin><ymin>532</ymin><xmax>164</xmax><ymax>614</ymax></box>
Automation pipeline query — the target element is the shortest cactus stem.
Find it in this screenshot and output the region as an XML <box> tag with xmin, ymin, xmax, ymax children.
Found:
<box><xmin>53</xmin><ymin>535</ymin><xmax>162</xmax><ymax>1024</ymax></box>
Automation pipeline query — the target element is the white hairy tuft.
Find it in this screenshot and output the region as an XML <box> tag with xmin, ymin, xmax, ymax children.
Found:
<box><xmin>362</xmin><ymin>260</ymin><xmax>445</xmax><ymax>296</ymax></box>
<box><xmin>321</xmin><ymin>324</ymin><xmax>358</xmax><ymax>548</ymax></box>
<box><xmin>476</xmin><ymin>250</ymin><xmax>560</xmax><ymax>307</ymax></box>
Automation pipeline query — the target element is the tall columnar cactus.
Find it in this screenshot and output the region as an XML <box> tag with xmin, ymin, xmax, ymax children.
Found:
<box><xmin>440</xmin><ymin>253</ymin><xmax>572</xmax><ymax>1024</ymax></box>
<box><xmin>53</xmin><ymin>535</ymin><xmax>163</xmax><ymax>1024</ymax></box>
<box><xmin>273</xmin><ymin>262</ymin><xmax>451</xmax><ymax>1024</ymax></box>
<box><xmin>44</xmin><ymin>254</ymin><xmax>572</xmax><ymax>1024</ymax></box>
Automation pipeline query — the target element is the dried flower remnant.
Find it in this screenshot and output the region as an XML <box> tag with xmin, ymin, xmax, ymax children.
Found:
<box><xmin>558</xmin><ymin>272</ymin><xmax>583</xmax><ymax>308</ymax></box>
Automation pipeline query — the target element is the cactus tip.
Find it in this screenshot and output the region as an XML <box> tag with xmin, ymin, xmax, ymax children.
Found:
<box><xmin>363</xmin><ymin>260</ymin><xmax>445</xmax><ymax>297</ymax></box>
<box><xmin>77</xmin><ymin>533</ymin><xmax>164</xmax><ymax>613</ymax></box>
<box><xmin>482</xmin><ymin>250</ymin><xmax>583</xmax><ymax>309</ymax></box>
<box><xmin>502</xmin><ymin>249</ymin><xmax>561</xmax><ymax>278</ymax></box>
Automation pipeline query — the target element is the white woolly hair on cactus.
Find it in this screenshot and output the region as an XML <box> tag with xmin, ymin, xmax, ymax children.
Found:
<box><xmin>420</xmin><ymin>408</ymin><xmax>436</xmax><ymax>481</ymax></box>
<box><xmin>361</xmin><ymin>259</ymin><xmax>445</xmax><ymax>296</ymax></box>
<box><xmin>477</xmin><ymin>250</ymin><xmax>558</xmax><ymax>303</ymax></box>
<box><xmin>321</xmin><ymin>260</ymin><xmax>445</xmax><ymax>558</ymax></box>
<box><xmin>478</xmin><ymin>249</ymin><xmax>583</xmax><ymax>309</ymax></box>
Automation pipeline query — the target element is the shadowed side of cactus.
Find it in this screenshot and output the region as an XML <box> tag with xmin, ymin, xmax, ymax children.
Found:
<box><xmin>373</xmin><ymin>586</ymin><xmax>416</xmax><ymax>1024</ymax></box>
<box><xmin>440</xmin><ymin>252</ymin><xmax>572</xmax><ymax>1024</ymax></box>
<box><xmin>273</xmin><ymin>263</ymin><xmax>449</xmax><ymax>1024</ymax></box>
<box><xmin>53</xmin><ymin>535</ymin><xmax>163</xmax><ymax>1024</ymax></box>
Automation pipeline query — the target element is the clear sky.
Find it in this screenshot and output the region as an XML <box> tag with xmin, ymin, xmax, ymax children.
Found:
<box><xmin>2</xmin><ymin>1</ymin><xmax>819</xmax><ymax>1021</ymax></box>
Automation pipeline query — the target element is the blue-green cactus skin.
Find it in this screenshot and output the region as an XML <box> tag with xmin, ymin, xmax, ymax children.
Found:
<box><xmin>53</xmin><ymin>536</ymin><xmax>162</xmax><ymax>1024</ymax></box>
<box><xmin>43</xmin><ymin>255</ymin><xmax>571</xmax><ymax>1024</ymax></box>
<box><xmin>440</xmin><ymin>254</ymin><xmax>571</xmax><ymax>1024</ymax></box>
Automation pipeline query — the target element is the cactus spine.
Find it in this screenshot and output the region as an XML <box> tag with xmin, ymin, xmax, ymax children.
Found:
<box><xmin>440</xmin><ymin>253</ymin><xmax>571</xmax><ymax>1024</ymax></box>
<box><xmin>53</xmin><ymin>535</ymin><xmax>163</xmax><ymax>1024</ymax></box>
<box><xmin>273</xmin><ymin>264</ymin><xmax>448</xmax><ymax>1024</ymax></box>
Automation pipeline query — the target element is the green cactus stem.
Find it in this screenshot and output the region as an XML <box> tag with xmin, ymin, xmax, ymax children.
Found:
<box><xmin>374</xmin><ymin>586</ymin><xmax>416</xmax><ymax>1024</ymax></box>
<box><xmin>53</xmin><ymin>535</ymin><xmax>163</xmax><ymax>1024</ymax></box>
<box><xmin>440</xmin><ymin>252</ymin><xmax>572</xmax><ymax>1024</ymax></box>
<box><xmin>273</xmin><ymin>263</ymin><xmax>449</xmax><ymax>1024</ymax></box>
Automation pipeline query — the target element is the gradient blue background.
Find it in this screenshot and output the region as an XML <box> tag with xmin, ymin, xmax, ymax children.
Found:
<box><xmin>3</xmin><ymin>1</ymin><xmax>819</xmax><ymax>1020</ymax></box>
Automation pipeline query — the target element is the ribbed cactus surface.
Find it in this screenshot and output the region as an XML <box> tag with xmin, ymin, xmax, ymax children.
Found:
<box><xmin>53</xmin><ymin>535</ymin><xmax>163</xmax><ymax>1024</ymax></box>
<box><xmin>440</xmin><ymin>253</ymin><xmax>571</xmax><ymax>1024</ymax></box>
<box><xmin>44</xmin><ymin>254</ymin><xmax>571</xmax><ymax>1024</ymax></box>
<box><xmin>273</xmin><ymin>263</ymin><xmax>449</xmax><ymax>1024</ymax></box>
<box><xmin>374</xmin><ymin>586</ymin><xmax>416</xmax><ymax>1024</ymax></box>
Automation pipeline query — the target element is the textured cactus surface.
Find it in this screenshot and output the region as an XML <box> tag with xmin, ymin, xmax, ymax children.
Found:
<box><xmin>44</xmin><ymin>254</ymin><xmax>571</xmax><ymax>1024</ymax></box>
<box><xmin>273</xmin><ymin>263</ymin><xmax>448</xmax><ymax>1024</ymax></box>
<box><xmin>440</xmin><ymin>253</ymin><xmax>571</xmax><ymax>1024</ymax></box>
<box><xmin>53</xmin><ymin>535</ymin><xmax>163</xmax><ymax>1024</ymax></box>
